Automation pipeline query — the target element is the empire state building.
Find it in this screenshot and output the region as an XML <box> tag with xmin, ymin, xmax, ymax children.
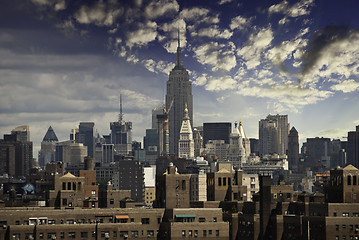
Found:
<box><xmin>166</xmin><ymin>32</ymin><xmax>193</xmax><ymax>157</ymax></box>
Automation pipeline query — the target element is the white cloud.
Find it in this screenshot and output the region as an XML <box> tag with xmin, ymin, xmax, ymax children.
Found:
<box><xmin>192</xmin><ymin>26</ymin><xmax>233</xmax><ymax>39</ymax></box>
<box><xmin>126</xmin><ymin>21</ymin><xmax>158</xmax><ymax>47</ymax></box>
<box><xmin>268</xmin><ymin>0</ymin><xmax>314</xmax><ymax>24</ymax></box>
<box><xmin>205</xmin><ymin>76</ymin><xmax>237</xmax><ymax>91</ymax></box>
<box><xmin>330</xmin><ymin>79</ymin><xmax>359</xmax><ymax>93</ymax></box>
<box><xmin>230</xmin><ymin>15</ymin><xmax>252</xmax><ymax>30</ymax></box>
<box><xmin>218</xmin><ymin>0</ymin><xmax>233</xmax><ymax>5</ymax></box>
<box><xmin>193</xmin><ymin>74</ymin><xmax>208</xmax><ymax>86</ymax></box>
<box><xmin>237</xmin><ymin>27</ymin><xmax>273</xmax><ymax>69</ymax></box>
<box><xmin>193</xmin><ymin>42</ymin><xmax>237</xmax><ymax>71</ymax></box>
<box><xmin>144</xmin><ymin>0</ymin><xmax>179</xmax><ymax>19</ymax></box>
<box><xmin>74</xmin><ymin>1</ymin><xmax>123</xmax><ymax>26</ymax></box>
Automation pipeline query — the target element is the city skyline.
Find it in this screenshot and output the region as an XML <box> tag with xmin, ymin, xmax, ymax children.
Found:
<box><xmin>1</xmin><ymin>0</ymin><xmax>359</xmax><ymax>154</ymax></box>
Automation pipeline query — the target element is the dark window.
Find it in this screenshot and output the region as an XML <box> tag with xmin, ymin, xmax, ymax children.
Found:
<box><xmin>199</xmin><ymin>218</ymin><xmax>206</xmax><ymax>222</ymax></box>
<box><xmin>203</xmin><ymin>230</ymin><xmax>207</xmax><ymax>236</ymax></box>
<box><xmin>223</xmin><ymin>177</ymin><xmax>226</xmax><ymax>186</ymax></box>
<box><xmin>216</xmin><ymin>230</ymin><xmax>219</xmax><ymax>236</ymax></box>
<box><xmin>218</xmin><ymin>177</ymin><xmax>222</xmax><ymax>186</ymax></box>
<box><xmin>68</xmin><ymin>182</ymin><xmax>71</xmax><ymax>190</ymax></box>
<box><xmin>157</xmin><ymin>218</ymin><xmax>161</xmax><ymax>224</ymax></box>
<box><xmin>62</xmin><ymin>198</ymin><xmax>67</xmax><ymax>206</ymax></box>
<box><xmin>73</xmin><ymin>182</ymin><xmax>76</xmax><ymax>190</ymax></box>
<box><xmin>68</xmin><ymin>232</ymin><xmax>75</xmax><ymax>239</ymax></box>
<box><xmin>62</xmin><ymin>182</ymin><xmax>66</xmax><ymax>190</ymax></box>
<box><xmin>348</xmin><ymin>176</ymin><xmax>352</xmax><ymax>185</ymax></box>
<box><xmin>110</xmin><ymin>199</ymin><xmax>114</xmax><ymax>204</ymax></box>
<box><xmin>141</xmin><ymin>218</ymin><xmax>150</xmax><ymax>224</ymax></box>
<box><xmin>182</xmin><ymin>180</ymin><xmax>186</xmax><ymax>190</ymax></box>
<box><xmin>80</xmin><ymin>232</ymin><xmax>88</xmax><ymax>238</ymax></box>
<box><xmin>354</xmin><ymin>176</ymin><xmax>357</xmax><ymax>185</ymax></box>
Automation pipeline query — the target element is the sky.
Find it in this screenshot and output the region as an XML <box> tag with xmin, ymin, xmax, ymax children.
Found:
<box><xmin>1</xmin><ymin>0</ymin><xmax>359</xmax><ymax>155</ymax></box>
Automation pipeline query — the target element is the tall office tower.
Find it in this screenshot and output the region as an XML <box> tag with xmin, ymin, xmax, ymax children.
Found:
<box><xmin>166</xmin><ymin>32</ymin><xmax>193</xmax><ymax>157</ymax></box>
<box><xmin>347</xmin><ymin>126</ymin><xmax>359</xmax><ymax>168</ymax></box>
<box><xmin>259</xmin><ymin>114</ymin><xmax>289</xmax><ymax>156</ymax></box>
<box><xmin>203</xmin><ymin>122</ymin><xmax>232</xmax><ymax>147</ymax></box>
<box><xmin>110</xmin><ymin>97</ymin><xmax>132</xmax><ymax>156</ymax></box>
<box><xmin>77</xmin><ymin>122</ymin><xmax>95</xmax><ymax>157</ymax></box>
<box><xmin>227</xmin><ymin>121</ymin><xmax>246</xmax><ymax>168</ymax></box>
<box><xmin>178</xmin><ymin>106</ymin><xmax>195</xmax><ymax>159</ymax></box>
<box><xmin>55</xmin><ymin>141</ymin><xmax>88</xmax><ymax>167</ymax></box>
<box><xmin>238</xmin><ymin>120</ymin><xmax>251</xmax><ymax>158</ymax></box>
<box><xmin>39</xmin><ymin>126</ymin><xmax>59</xmax><ymax>166</ymax></box>
<box><xmin>1</xmin><ymin>126</ymin><xmax>33</xmax><ymax>177</ymax></box>
<box><xmin>11</xmin><ymin>125</ymin><xmax>30</xmax><ymax>142</ymax></box>
<box><xmin>287</xmin><ymin>127</ymin><xmax>299</xmax><ymax>172</ymax></box>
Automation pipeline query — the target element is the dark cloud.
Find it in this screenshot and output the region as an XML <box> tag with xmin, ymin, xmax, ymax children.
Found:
<box><xmin>300</xmin><ymin>25</ymin><xmax>355</xmax><ymax>76</ymax></box>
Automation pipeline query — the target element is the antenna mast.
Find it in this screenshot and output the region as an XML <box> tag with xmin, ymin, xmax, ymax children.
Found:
<box><xmin>119</xmin><ymin>94</ymin><xmax>124</xmax><ymax>123</ymax></box>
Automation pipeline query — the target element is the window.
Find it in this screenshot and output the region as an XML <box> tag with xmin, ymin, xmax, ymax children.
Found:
<box><xmin>199</xmin><ymin>218</ymin><xmax>206</xmax><ymax>222</ymax></box>
<box><xmin>131</xmin><ymin>231</ymin><xmax>138</xmax><ymax>237</ymax></box>
<box><xmin>213</xmin><ymin>217</ymin><xmax>217</xmax><ymax>222</ymax></box>
<box><xmin>216</xmin><ymin>230</ymin><xmax>219</xmax><ymax>236</ymax></box>
<box><xmin>251</xmin><ymin>184</ymin><xmax>255</xmax><ymax>189</ymax></box>
<box><xmin>141</xmin><ymin>218</ymin><xmax>150</xmax><ymax>224</ymax></box>
<box><xmin>250</xmin><ymin>177</ymin><xmax>255</xmax><ymax>182</ymax></box>
<box><xmin>182</xmin><ymin>180</ymin><xmax>186</xmax><ymax>190</ymax></box>
<box><xmin>343</xmin><ymin>212</ymin><xmax>350</xmax><ymax>217</ymax></box>
<box><xmin>60</xmin><ymin>232</ymin><xmax>64</xmax><ymax>239</ymax></box>
<box><xmin>62</xmin><ymin>198</ymin><xmax>67</xmax><ymax>206</ymax></box>
<box><xmin>68</xmin><ymin>182</ymin><xmax>71</xmax><ymax>190</ymax></box>
<box><xmin>203</xmin><ymin>230</ymin><xmax>207</xmax><ymax>236</ymax></box>
<box><xmin>62</xmin><ymin>182</ymin><xmax>66</xmax><ymax>190</ymax></box>
<box><xmin>66</xmin><ymin>219</ymin><xmax>74</xmax><ymax>224</ymax></box>
<box><xmin>354</xmin><ymin>176</ymin><xmax>357</xmax><ymax>185</ymax></box>
<box><xmin>334</xmin><ymin>212</ymin><xmax>337</xmax><ymax>217</ymax></box>
<box><xmin>25</xmin><ymin>233</ymin><xmax>34</xmax><ymax>239</ymax></box>
<box><xmin>110</xmin><ymin>199</ymin><xmax>114</xmax><ymax>204</ymax></box>
<box><xmin>12</xmin><ymin>234</ymin><xmax>20</xmax><ymax>240</ymax></box>
<box><xmin>189</xmin><ymin>230</ymin><xmax>192</xmax><ymax>237</ymax></box>
<box><xmin>348</xmin><ymin>176</ymin><xmax>352</xmax><ymax>185</ymax></box>
<box><xmin>120</xmin><ymin>231</ymin><xmax>128</xmax><ymax>237</ymax></box>
<box><xmin>182</xmin><ymin>230</ymin><xmax>186</xmax><ymax>237</ymax></box>
<box><xmin>113</xmin><ymin>231</ymin><xmax>117</xmax><ymax>238</ymax></box>
<box><xmin>157</xmin><ymin>217</ymin><xmax>161</xmax><ymax>224</ymax></box>
<box><xmin>46</xmin><ymin>233</ymin><xmax>56</xmax><ymax>239</ymax></box>
<box><xmin>287</xmin><ymin>193</ymin><xmax>291</xmax><ymax>199</ymax></box>
<box><xmin>147</xmin><ymin>230</ymin><xmax>154</xmax><ymax>238</ymax></box>
<box><xmin>194</xmin><ymin>230</ymin><xmax>198</xmax><ymax>237</ymax></box>
<box><xmin>68</xmin><ymin>232</ymin><xmax>76</xmax><ymax>239</ymax></box>
<box><xmin>336</xmin><ymin>225</ymin><xmax>340</xmax><ymax>230</ymax></box>
<box><xmin>218</xmin><ymin>177</ymin><xmax>222</xmax><ymax>186</ymax></box>
<box><xmin>130</xmin><ymin>218</ymin><xmax>134</xmax><ymax>222</ymax></box>
<box><xmin>208</xmin><ymin>230</ymin><xmax>212</xmax><ymax>235</ymax></box>
<box><xmin>48</xmin><ymin>220</ymin><xmax>56</xmax><ymax>224</ymax></box>
<box><xmin>91</xmin><ymin>190</ymin><xmax>96</xmax><ymax>195</ymax></box>
<box><xmin>73</xmin><ymin>182</ymin><xmax>76</xmax><ymax>190</ymax></box>
<box><xmin>80</xmin><ymin>232</ymin><xmax>88</xmax><ymax>238</ymax></box>
<box><xmin>223</xmin><ymin>177</ymin><xmax>226</xmax><ymax>186</ymax></box>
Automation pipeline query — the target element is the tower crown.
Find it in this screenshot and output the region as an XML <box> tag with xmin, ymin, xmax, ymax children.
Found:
<box><xmin>174</xmin><ymin>29</ymin><xmax>184</xmax><ymax>70</ymax></box>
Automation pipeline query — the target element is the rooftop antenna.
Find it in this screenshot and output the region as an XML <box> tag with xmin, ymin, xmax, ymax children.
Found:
<box><xmin>119</xmin><ymin>94</ymin><xmax>124</xmax><ymax>123</ymax></box>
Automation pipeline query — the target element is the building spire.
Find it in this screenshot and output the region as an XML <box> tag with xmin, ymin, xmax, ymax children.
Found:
<box><xmin>175</xmin><ymin>28</ymin><xmax>183</xmax><ymax>68</ymax></box>
<box><xmin>119</xmin><ymin>94</ymin><xmax>124</xmax><ymax>123</ymax></box>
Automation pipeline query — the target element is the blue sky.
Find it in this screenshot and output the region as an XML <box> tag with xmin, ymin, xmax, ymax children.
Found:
<box><xmin>1</xmin><ymin>0</ymin><xmax>359</xmax><ymax>154</ymax></box>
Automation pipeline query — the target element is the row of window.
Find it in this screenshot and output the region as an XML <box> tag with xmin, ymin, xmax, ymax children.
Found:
<box><xmin>12</xmin><ymin>230</ymin><xmax>156</xmax><ymax>240</ymax></box>
<box><xmin>335</xmin><ymin>236</ymin><xmax>359</xmax><ymax>240</ymax></box>
<box><xmin>334</xmin><ymin>212</ymin><xmax>359</xmax><ymax>217</ymax></box>
<box><xmin>13</xmin><ymin>217</ymin><xmax>161</xmax><ymax>225</ymax></box>
<box><xmin>335</xmin><ymin>224</ymin><xmax>359</xmax><ymax>232</ymax></box>
<box><xmin>181</xmin><ymin>229</ymin><xmax>219</xmax><ymax>237</ymax></box>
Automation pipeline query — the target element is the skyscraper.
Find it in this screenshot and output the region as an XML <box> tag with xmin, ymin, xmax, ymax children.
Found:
<box><xmin>39</xmin><ymin>126</ymin><xmax>58</xmax><ymax>166</ymax></box>
<box><xmin>347</xmin><ymin>126</ymin><xmax>359</xmax><ymax>168</ymax></box>
<box><xmin>259</xmin><ymin>114</ymin><xmax>289</xmax><ymax>157</ymax></box>
<box><xmin>110</xmin><ymin>96</ymin><xmax>132</xmax><ymax>156</ymax></box>
<box><xmin>78</xmin><ymin>122</ymin><xmax>95</xmax><ymax>157</ymax></box>
<box><xmin>287</xmin><ymin>127</ymin><xmax>299</xmax><ymax>172</ymax></box>
<box><xmin>203</xmin><ymin>122</ymin><xmax>232</xmax><ymax>147</ymax></box>
<box><xmin>166</xmin><ymin>31</ymin><xmax>193</xmax><ymax>157</ymax></box>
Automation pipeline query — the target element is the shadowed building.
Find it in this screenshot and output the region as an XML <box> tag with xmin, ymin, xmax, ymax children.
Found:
<box><xmin>287</xmin><ymin>126</ymin><xmax>299</xmax><ymax>172</ymax></box>
<box><xmin>347</xmin><ymin>126</ymin><xmax>359</xmax><ymax>168</ymax></box>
